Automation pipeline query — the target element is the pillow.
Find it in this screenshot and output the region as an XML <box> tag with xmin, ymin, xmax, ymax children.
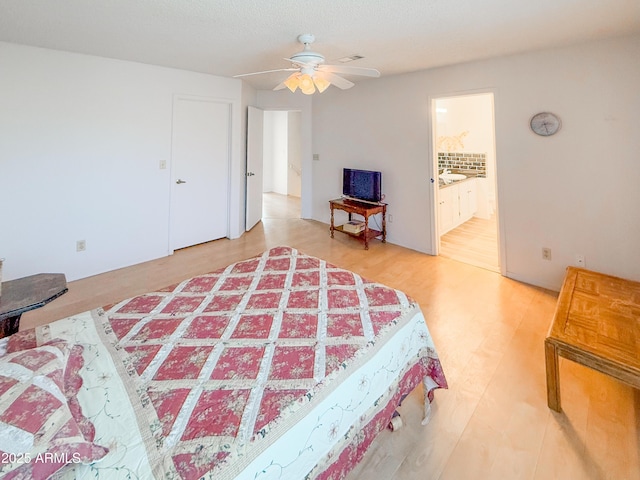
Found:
<box><xmin>5</xmin><ymin>329</ymin><xmax>96</xmax><ymax>441</ymax></box>
<box><xmin>0</xmin><ymin>340</ymin><xmax>108</xmax><ymax>479</ymax></box>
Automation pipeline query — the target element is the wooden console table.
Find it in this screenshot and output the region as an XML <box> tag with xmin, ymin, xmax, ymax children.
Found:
<box><xmin>0</xmin><ymin>273</ymin><xmax>68</xmax><ymax>338</ymax></box>
<box><xmin>329</xmin><ymin>198</ymin><xmax>386</xmax><ymax>250</ymax></box>
<box><xmin>545</xmin><ymin>267</ymin><xmax>640</xmax><ymax>412</ymax></box>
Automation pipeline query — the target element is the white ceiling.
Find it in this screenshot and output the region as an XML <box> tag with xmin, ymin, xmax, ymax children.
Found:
<box><xmin>1</xmin><ymin>0</ymin><xmax>639</xmax><ymax>91</ymax></box>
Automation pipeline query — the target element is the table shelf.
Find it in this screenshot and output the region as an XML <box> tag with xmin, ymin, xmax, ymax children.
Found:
<box><xmin>329</xmin><ymin>198</ymin><xmax>387</xmax><ymax>250</ymax></box>
<box><xmin>334</xmin><ymin>225</ymin><xmax>383</xmax><ymax>241</ymax></box>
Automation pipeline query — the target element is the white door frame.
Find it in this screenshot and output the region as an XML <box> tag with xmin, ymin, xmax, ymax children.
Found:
<box><xmin>427</xmin><ymin>88</ymin><xmax>506</xmax><ymax>275</ymax></box>
<box><xmin>246</xmin><ymin>106</ymin><xmax>264</xmax><ymax>231</ymax></box>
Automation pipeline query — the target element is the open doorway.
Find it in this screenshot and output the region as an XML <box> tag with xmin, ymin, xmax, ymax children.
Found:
<box><xmin>262</xmin><ymin>110</ymin><xmax>302</xmax><ymax>218</ymax></box>
<box><xmin>433</xmin><ymin>93</ymin><xmax>500</xmax><ymax>272</ymax></box>
<box><xmin>246</xmin><ymin>108</ymin><xmax>302</xmax><ymax>231</ymax></box>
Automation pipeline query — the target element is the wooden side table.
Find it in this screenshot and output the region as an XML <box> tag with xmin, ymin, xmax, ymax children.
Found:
<box><xmin>0</xmin><ymin>273</ymin><xmax>68</xmax><ymax>338</ymax></box>
<box><xmin>329</xmin><ymin>198</ymin><xmax>387</xmax><ymax>250</ymax></box>
<box><xmin>545</xmin><ymin>267</ymin><xmax>640</xmax><ymax>412</ymax></box>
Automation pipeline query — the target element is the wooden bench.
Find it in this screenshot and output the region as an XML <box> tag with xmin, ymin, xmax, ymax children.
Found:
<box><xmin>545</xmin><ymin>267</ymin><xmax>640</xmax><ymax>412</ymax></box>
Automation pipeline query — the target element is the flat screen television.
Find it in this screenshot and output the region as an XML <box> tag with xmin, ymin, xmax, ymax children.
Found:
<box><xmin>342</xmin><ymin>168</ymin><xmax>382</xmax><ymax>203</ymax></box>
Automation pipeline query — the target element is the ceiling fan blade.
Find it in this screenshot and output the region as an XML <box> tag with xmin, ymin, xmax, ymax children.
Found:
<box><xmin>317</xmin><ymin>72</ymin><xmax>354</xmax><ymax>90</ymax></box>
<box><xmin>319</xmin><ymin>65</ymin><xmax>380</xmax><ymax>77</ymax></box>
<box><xmin>234</xmin><ymin>68</ymin><xmax>297</xmax><ymax>78</ymax></box>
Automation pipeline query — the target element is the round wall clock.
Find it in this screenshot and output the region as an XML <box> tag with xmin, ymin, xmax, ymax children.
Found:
<box><xmin>530</xmin><ymin>112</ymin><xmax>561</xmax><ymax>136</ymax></box>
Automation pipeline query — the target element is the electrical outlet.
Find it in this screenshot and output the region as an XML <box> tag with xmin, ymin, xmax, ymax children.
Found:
<box><xmin>313</xmin><ymin>154</ymin><xmax>320</xmax><ymax>161</ymax></box>
<box><xmin>542</xmin><ymin>247</ymin><xmax>551</xmax><ymax>261</ymax></box>
<box><xmin>76</xmin><ymin>240</ymin><xmax>86</xmax><ymax>252</ymax></box>
<box><xmin>575</xmin><ymin>254</ymin><xmax>586</xmax><ymax>267</ymax></box>
<box><xmin>388</xmin><ymin>214</ymin><xmax>393</xmax><ymax>223</ymax></box>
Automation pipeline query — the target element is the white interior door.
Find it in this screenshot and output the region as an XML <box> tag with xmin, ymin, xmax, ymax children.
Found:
<box><xmin>246</xmin><ymin>106</ymin><xmax>264</xmax><ymax>231</ymax></box>
<box><xmin>171</xmin><ymin>96</ymin><xmax>230</xmax><ymax>250</ymax></box>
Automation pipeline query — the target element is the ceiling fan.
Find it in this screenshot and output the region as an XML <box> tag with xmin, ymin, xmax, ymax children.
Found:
<box><xmin>234</xmin><ymin>34</ymin><xmax>380</xmax><ymax>94</ymax></box>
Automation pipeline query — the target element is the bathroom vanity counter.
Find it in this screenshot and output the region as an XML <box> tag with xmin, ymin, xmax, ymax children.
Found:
<box><xmin>439</xmin><ymin>174</ymin><xmax>478</xmax><ymax>188</ymax></box>
<box><xmin>438</xmin><ymin>168</ymin><xmax>481</xmax><ymax>187</ymax></box>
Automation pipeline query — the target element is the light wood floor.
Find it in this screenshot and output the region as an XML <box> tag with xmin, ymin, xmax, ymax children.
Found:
<box><xmin>262</xmin><ymin>191</ymin><xmax>300</xmax><ymax>219</ymax></box>
<box><xmin>21</xmin><ymin>196</ymin><xmax>640</xmax><ymax>480</ymax></box>
<box><xmin>440</xmin><ymin>215</ymin><xmax>500</xmax><ymax>273</ymax></box>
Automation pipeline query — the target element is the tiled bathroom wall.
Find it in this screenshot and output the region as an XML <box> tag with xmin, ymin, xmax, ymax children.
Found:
<box><xmin>438</xmin><ymin>152</ymin><xmax>486</xmax><ymax>177</ymax></box>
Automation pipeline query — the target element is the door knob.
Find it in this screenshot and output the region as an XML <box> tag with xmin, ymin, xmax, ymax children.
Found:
<box><xmin>246</xmin><ymin>172</ymin><xmax>255</xmax><ymax>177</ymax></box>
<box><xmin>176</xmin><ymin>179</ymin><xmax>187</xmax><ymax>184</ymax></box>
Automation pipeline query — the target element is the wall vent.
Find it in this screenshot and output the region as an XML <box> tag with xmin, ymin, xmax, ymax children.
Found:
<box><xmin>338</xmin><ymin>55</ymin><xmax>364</xmax><ymax>63</ymax></box>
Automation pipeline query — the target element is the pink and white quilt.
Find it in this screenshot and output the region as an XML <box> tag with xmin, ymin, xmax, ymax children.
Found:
<box><xmin>4</xmin><ymin>246</ymin><xmax>447</xmax><ymax>480</ymax></box>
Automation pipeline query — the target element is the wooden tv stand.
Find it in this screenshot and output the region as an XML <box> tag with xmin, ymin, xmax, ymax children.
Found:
<box><xmin>329</xmin><ymin>198</ymin><xmax>387</xmax><ymax>250</ymax></box>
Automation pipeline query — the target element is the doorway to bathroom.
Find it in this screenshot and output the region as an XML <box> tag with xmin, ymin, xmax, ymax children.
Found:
<box><xmin>432</xmin><ymin>93</ymin><xmax>500</xmax><ymax>272</ymax></box>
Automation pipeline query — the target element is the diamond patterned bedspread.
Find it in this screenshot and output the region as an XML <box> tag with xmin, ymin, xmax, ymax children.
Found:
<box><xmin>90</xmin><ymin>246</ymin><xmax>446</xmax><ymax>479</ymax></box>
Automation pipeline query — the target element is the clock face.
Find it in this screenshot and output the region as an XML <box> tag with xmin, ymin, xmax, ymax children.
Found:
<box><xmin>530</xmin><ymin>112</ymin><xmax>561</xmax><ymax>136</ymax></box>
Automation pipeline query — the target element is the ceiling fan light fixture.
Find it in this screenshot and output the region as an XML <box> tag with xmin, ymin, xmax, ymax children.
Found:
<box><xmin>243</xmin><ymin>34</ymin><xmax>379</xmax><ymax>94</ymax></box>
<box><xmin>313</xmin><ymin>76</ymin><xmax>330</xmax><ymax>93</ymax></box>
<box><xmin>299</xmin><ymin>74</ymin><xmax>316</xmax><ymax>95</ymax></box>
<box><xmin>284</xmin><ymin>74</ymin><xmax>300</xmax><ymax>93</ymax></box>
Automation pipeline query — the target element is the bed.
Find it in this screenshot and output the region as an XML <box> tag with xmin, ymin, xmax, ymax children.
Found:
<box><xmin>0</xmin><ymin>246</ymin><xmax>447</xmax><ymax>479</ymax></box>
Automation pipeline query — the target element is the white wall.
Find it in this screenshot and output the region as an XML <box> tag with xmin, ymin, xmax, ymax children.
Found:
<box><xmin>437</xmin><ymin>95</ymin><xmax>494</xmax><ymax>151</ymax></box>
<box><xmin>1</xmin><ymin>42</ymin><xmax>243</xmax><ymax>282</ymax></box>
<box><xmin>262</xmin><ymin>112</ymin><xmax>275</xmax><ymax>192</ymax></box>
<box><xmin>262</xmin><ymin>111</ymin><xmax>288</xmax><ymax>194</ymax></box>
<box><xmin>311</xmin><ymin>34</ymin><xmax>640</xmax><ymax>290</ymax></box>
